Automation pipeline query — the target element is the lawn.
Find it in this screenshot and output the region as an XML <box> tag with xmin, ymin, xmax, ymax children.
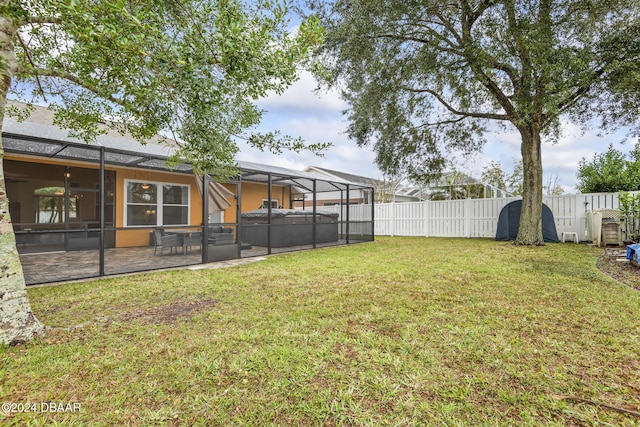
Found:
<box><xmin>2</xmin><ymin>237</ymin><xmax>639</xmax><ymax>426</ymax></box>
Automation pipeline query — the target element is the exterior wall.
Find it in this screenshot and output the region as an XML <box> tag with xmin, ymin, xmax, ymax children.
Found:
<box><xmin>229</xmin><ymin>181</ymin><xmax>291</xmax><ymax>218</ymax></box>
<box><xmin>5</xmin><ymin>153</ymin><xmax>204</xmax><ymax>248</ymax></box>
<box><xmin>115</xmin><ymin>168</ymin><xmax>203</xmax><ymax>247</ymax></box>
<box><xmin>6</xmin><ymin>153</ymin><xmax>292</xmax><ymax>248</ymax></box>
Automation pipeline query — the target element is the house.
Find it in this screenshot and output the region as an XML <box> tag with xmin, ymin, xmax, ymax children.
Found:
<box><xmin>3</xmin><ymin>103</ymin><xmax>374</xmax><ymax>285</ymax></box>
<box><xmin>303</xmin><ymin>166</ymin><xmax>511</xmax><ymax>206</ymax></box>
<box><xmin>424</xmin><ymin>171</ymin><xmax>513</xmax><ymax>200</ymax></box>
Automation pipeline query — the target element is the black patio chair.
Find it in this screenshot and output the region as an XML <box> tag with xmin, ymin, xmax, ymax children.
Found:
<box><xmin>153</xmin><ymin>229</ymin><xmax>182</xmax><ymax>255</ymax></box>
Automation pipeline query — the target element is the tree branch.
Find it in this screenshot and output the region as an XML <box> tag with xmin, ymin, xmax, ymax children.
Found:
<box><xmin>505</xmin><ymin>1</ymin><xmax>529</xmax><ymax>94</ymax></box>
<box><xmin>460</xmin><ymin>1</ymin><xmax>519</xmax><ymax>120</ymax></box>
<box><xmin>401</xmin><ymin>86</ymin><xmax>510</xmax><ymax>121</ymax></box>
<box><xmin>373</xmin><ymin>32</ymin><xmax>463</xmax><ymax>56</ymax></box>
<box><xmin>552</xmin><ymin>67</ymin><xmax>607</xmax><ymax>118</ymax></box>
<box><xmin>18</xmin><ymin>66</ymin><xmax>130</xmax><ymax>110</ymax></box>
<box><xmin>402</xmin><ymin>116</ymin><xmax>468</xmax><ymax>136</ymax></box>
<box><xmin>553</xmin><ymin>395</ymin><xmax>640</xmax><ymax>419</ymax></box>
<box><xmin>25</xmin><ymin>16</ymin><xmax>62</xmax><ymax>25</ymax></box>
<box><xmin>16</xmin><ymin>34</ymin><xmax>46</xmax><ymax>101</ymax></box>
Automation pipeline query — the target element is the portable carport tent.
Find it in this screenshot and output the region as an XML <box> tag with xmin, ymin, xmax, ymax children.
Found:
<box><xmin>495</xmin><ymin>200</ymin><xmax>559</xmax><ymax>242</ymax></box>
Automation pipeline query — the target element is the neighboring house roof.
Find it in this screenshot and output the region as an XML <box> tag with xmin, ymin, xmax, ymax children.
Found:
<box><xmin>304</xmin><ymin>166</ymin><xmax>380</xmax><ymax>188</ymax></box>
<box><xmin>306</xmin><ymin>166</ymin><xmax>427</xmax><ymax>201</ymax></box>
<box><xmin>2</xmin><ymin>101</ymin><xmax>372</xmax><ymax>194</ymax></box>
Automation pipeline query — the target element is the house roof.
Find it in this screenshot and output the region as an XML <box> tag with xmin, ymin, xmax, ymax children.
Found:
<box><xmin>306</xmin><ymin>166</ymin><xmax>429</xmax><ymax>200</ymax></box>
<box><xmin>2</xmin><ymin>101</ymin><xmax>373</xmax><ymax>194</ymax></box>
<box><xmin>305</xmin><ymin>166</ymin><xmax>381</xmax><ymax>187</ymax></box>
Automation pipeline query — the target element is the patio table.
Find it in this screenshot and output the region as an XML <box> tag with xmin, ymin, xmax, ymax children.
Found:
<box><xmin>166</xmin><ymin>230</ymin><xmax>201</xmax><ymax>254</ymax></box>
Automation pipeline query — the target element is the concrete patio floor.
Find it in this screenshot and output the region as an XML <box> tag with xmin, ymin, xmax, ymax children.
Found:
<box><xmin>19</xmin><ymin>240</ymin><xmax>349</xmax><ymax>285</ymax></box>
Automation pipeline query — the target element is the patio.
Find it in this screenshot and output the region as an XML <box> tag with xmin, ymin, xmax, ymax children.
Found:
<box><xmin>19</xmin><ymin>240</ymin><xmax>348</xmax><ymax>285</ymax></box>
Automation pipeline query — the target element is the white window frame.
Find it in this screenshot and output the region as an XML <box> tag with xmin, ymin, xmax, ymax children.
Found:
<box><xmin>124</xmin><ymin>179</ymin><xmax>190</xmax><ymax>227</ymax></box>
<box><xmin>261</xmin><ymin>198</ymin><xmax>279</xmax><ymax>209</ymax></box>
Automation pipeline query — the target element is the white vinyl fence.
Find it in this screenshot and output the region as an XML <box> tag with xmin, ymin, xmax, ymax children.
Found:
<box><xmin>321</xmin><ymin>191</ymin><xmax>637</xmax><ymax>240</ymax></box>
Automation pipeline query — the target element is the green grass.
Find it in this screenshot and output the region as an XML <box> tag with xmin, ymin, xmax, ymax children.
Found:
<box><xmin>2</xmin><ymin>237</ymin><xmax>640</xmax><ymax>426</ymax></box>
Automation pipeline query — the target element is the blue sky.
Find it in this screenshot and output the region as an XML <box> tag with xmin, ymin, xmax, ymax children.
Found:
<box><xmin>239</xmin><ymin>69</ymin><xmax>636</xmax><ymax>194</ymax></box>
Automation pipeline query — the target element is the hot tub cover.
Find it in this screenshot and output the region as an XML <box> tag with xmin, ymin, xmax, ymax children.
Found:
<box><xmin>241</xmin><ymin>208</ymin><xmax>339</xmax><ymax>219</ymax></box>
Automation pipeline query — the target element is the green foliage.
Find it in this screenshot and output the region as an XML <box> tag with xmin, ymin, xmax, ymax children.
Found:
<box><xmin>4</xmin><ymin>0</ymin><xmax>328</xmax><ymax>181</ymax></box>
<box><xmin>429</xmin><ymin>169</ymin><xmax>485</xmax><ymax>200</ymax></box>
<box><xmin>310</xmin><ymin>0</ymin><xmax>640</xmax><ymax>182</ymax></box>
<box><xmin>481</xmin><ymin>161</ymin><xmax>507</xmax><ymax>193</ymax></box>
<box><xmin>619</xmin><ymin>191</ymin><xmax>640</xmax><ymax>242</ymax></box>
<box><xmin>481</xmin><ymin>159</ymin><xmax>523</xmax><ymax>197</ymax></box>
<box><xmin>505</xmin><ymin>161</ymin><xmax>524</xmax><ymax>197</ymax></box>
<box><xmin>576</xmin><ymin>144</ymin><xmax>640</xmax><ymax>193</ymax></box>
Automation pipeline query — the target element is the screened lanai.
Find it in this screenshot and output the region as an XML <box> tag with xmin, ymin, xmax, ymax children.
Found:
<box><xmin>3</xmin><ymin>111</ymin><xmax>374</xmax><ymax>285</ymax></box>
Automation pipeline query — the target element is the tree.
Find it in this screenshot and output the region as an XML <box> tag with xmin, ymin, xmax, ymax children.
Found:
<box><xmin>309</xmin><ymin>0</ymin><xmax>640</xmax><ymax>245</ymax></box>
<box><xmin>374</xmin><ymin>174</ymin><xmax>404</xmax><ymax>203</ymax></box>
<box><xmin>0</xmin><ymin>0</ymin><xmax>325</xmax><ymax>345</ymax></box>
<box><xmin>576</xmin><ymin>143</ymin><xmax>640</xmax><ymax>193</ymax></box>
<box><xmin>481</xmin><ymin>161</ymin><xmax>507</xmax><ymax>194</ymax></box>
<box><xmin>501</xmin><ymin>159</ymin><xmax>524</xmax><ymax>197</ymax></box>
<box><xmin>543</xmin><ymin>174</ymin><xmax>564</xmax><ymax>196</ymax></box>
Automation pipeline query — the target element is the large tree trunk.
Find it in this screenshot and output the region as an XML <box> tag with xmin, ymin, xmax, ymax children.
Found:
<box><xmin>0</xmin><ymin>12</ymin><xmax>45</xmax><ymax>345</ymax></box>
<box><xmin>515</xmin><ymin>124</ymin><xmax>545</xmax><ymax>245</ymax></box>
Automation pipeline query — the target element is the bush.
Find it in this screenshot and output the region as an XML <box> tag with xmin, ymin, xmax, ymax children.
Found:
<box><xmin>619</xmin><ymin>191</ymin><xmax>640</xmax><ymax>242</ymax></box>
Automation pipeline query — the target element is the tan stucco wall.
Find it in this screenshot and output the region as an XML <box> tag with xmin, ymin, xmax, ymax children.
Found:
<box><xmin>115</xmin><ymin>168</ymin><xmax>203</xmax><ymax>247</ymax></box>
<box><xmin>6</xmin><ymin>153</ymin><xmax>292</xmax><ymax>248</ymax></box>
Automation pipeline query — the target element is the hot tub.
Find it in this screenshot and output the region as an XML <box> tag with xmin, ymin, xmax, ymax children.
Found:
<box><xmin>240</xmin><ymin>208</ymin><xmax>339</xmax><ymax>247</ymax></box>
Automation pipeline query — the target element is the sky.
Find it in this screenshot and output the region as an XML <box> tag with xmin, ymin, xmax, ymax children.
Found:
<box><xmin>237</xmin><ymin>69</ymin><xmax>638</xmax><ymax>194</ymax></box>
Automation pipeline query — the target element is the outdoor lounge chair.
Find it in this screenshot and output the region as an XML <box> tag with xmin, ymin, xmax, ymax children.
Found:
<box><xmin>153</xmin><ymin>229</ymin><xmax>182</xmax><ymax>255</ymax></box>
<box><xmin>208</xmin><ymin>227</ymin><xmax>234</xmax><ymax>246</ymax></box>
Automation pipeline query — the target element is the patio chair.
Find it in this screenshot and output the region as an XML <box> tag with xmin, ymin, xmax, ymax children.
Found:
<box><xmin>184</xmin><ymin>232</ymin><xmax>202</xmax><ymax>254</ymax></box>
<box><xmin>153</xmin><ymin>229</ymin><xmax>182</xmax><ymax>255</ymax></box>
<box><xmin>208</xmin><ymin>228</ymin><xmax>234</xmax><ymax>246</ymax></box>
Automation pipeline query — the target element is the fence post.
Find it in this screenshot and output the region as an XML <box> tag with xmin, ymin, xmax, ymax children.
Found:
<box><xmin>465</xmin><ymin>198</ymin><xmax>473</xmax><ymax>238</ymax></box>
<box><xmin>390</xmin><ymin>202</ymin><xmax>395</xmax><ymax>237</ymax></box>
<box><xmin>574</xmin><ymin>194</ymin><xmax>583</xmax><ymax>241</ymax></box>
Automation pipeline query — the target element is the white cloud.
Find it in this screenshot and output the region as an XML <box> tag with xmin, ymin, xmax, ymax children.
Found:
<box><xmin>257</xmin><ymin>71</ymin><xmax>345</xmax><ymax>115</ymax></box>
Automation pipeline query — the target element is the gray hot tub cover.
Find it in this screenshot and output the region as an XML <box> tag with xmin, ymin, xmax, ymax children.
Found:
<box><xmin>241</xmin><ymin>208</ymin><xmax>339</xmax><ymax>219</ymax></box>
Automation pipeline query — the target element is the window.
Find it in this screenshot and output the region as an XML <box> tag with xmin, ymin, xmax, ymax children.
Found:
<box><xmin>125</xmin><ymin>180</ymin><xmax>189</xmax><ymax>226</ymax></box>
<box><xmin>261</xmin><ymin>199</ymin><xmax>279</xmax><ymax>209</ymax></box>
<box><xmin>34</xmin><ymin>187</ymin><xmax>78</xmax><ymax>223</ymax></box>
